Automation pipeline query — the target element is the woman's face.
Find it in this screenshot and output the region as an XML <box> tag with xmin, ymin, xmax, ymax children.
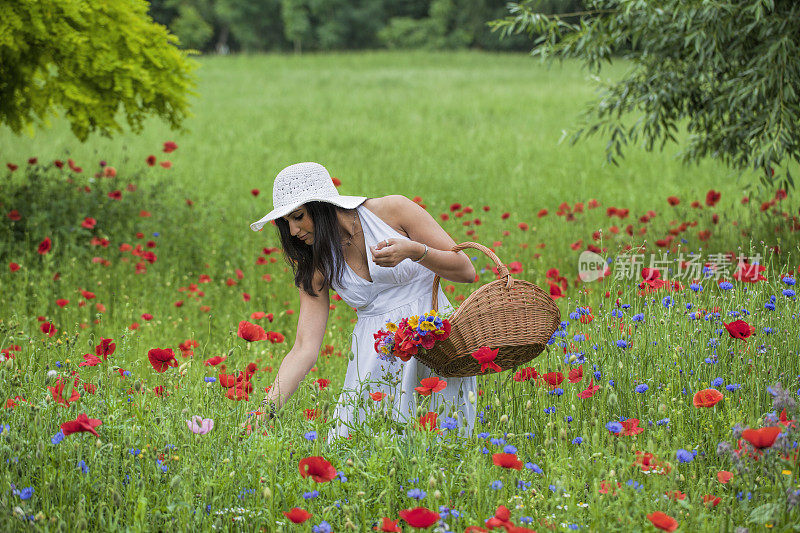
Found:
<box><xmin>282</xmin><ymin>206</ymin><xmax>315</xmax><ymax>245</ymax></box>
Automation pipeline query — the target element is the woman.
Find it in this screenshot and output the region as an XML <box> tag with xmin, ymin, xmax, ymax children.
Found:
<box><xmin>247</xmin><ymin>162</ymin><xmax>478</xmax><ymax>441</ymax></box>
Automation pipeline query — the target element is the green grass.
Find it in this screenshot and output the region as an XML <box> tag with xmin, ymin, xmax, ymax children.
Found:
<box><xmin>1</xmin><ymin>51</ymin><xmax>800</xmax><ymax>531</ymax></box>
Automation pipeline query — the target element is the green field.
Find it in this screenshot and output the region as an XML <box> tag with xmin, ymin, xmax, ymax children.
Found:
<box><xmin>1</xmin><ymin>51</ymin><xmax>799</xmax><ymax>531</ymax></box>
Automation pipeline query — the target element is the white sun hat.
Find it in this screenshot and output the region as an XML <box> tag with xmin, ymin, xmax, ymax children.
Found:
<box><xmin>249</xmin><ymin>162</ymin><xmax>367</xmax><ymax>232</ymax></box>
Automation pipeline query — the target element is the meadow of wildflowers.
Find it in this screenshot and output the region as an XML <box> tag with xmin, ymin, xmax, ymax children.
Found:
<box><xmin>2</xmin><ymin>54</ymin><xmax>800</xmax><ymax>532</ymax></box>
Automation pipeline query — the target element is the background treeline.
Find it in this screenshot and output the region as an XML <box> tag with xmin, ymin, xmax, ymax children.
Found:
<box><xmin>147</xmin><ymin>0</ymin><xmax>584</xmax><ymax>53</ymax></box>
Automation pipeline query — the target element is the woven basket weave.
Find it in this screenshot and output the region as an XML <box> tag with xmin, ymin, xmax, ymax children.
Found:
<box><xmin>414</xmin><ymin>242</ymin><xmax>562</xmax><ymax>378</ymax></box>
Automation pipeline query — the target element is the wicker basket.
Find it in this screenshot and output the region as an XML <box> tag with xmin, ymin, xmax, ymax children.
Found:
<box><xmin>414</xmin><ymin>242</ymin><xmax>562</xmax><ymax>378</ymax></box>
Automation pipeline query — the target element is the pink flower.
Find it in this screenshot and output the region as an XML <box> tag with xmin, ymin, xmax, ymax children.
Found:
<box><xmin>186</xmin><ymin>415</ymin><xmax>214</xmax><ymax>435</ymax></box>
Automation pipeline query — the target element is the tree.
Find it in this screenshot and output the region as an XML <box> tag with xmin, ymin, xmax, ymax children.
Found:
<box><xmin>491</xmin><ymin>0</ymin><xmax>800</xmax><ymax>190</ymax></box>
<box><xmin>281</xmin><ymin>0</ymin><xmax>311</xmax><ymax>53</ymax></box>
<box><xmin>0</xmin><ymin>0</ymin><xmax>196</xmax><ymax>141</ymax></box>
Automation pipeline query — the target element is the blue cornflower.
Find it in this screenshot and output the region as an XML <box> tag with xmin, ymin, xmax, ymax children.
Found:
<box><xmin>490</xmin><ymin>480</ymin><xmax>503</xmax><ymax>490</ymax></box>
<box><xmin>763</xmin><ymin>327</ymin><xmax>775</xmax><ymax>335</ymax></box>
<box><xmin>606</xmin><ymin>421</ymin><xmax>623</xmax><ymax>434</ymax></box>
<box><xmin>572</xmin><ymin>437</ymin><xmax>583</xmax><ymax>445</ymax></box>
<box><xmin>783</xmin><ymin>289</ymin><xmax>796</xmax><ymax>297</ymax></box>
<box><xmin>719</xmin><ymin>281</ymin><xmax>733</xmax><ymax>290</ymax></box>
<box><xmin>676</xmin><ymin>449</ymin><xmax>696</xmax><ymax>463</ymax></box>
<box><xmin>51</xmin><ymin>431</ymin><xmax>65</xmax><ymax>445</ymax></box>
<box><xmin>517</xmin><ymin>480</ymin><xmax>532</xmax><ymax>491</ymax></box>
<box><xmin>690</xmin><ymin>283</ymin><xmax>702</xmax><ymax>292</ymax></box>
<box><xmin>304</xmin><ymin>431</ymin><xmax>317</xmax><ymax>441</ymax></box>
<box><xmin>573</xmin><ymin>334</ymin><xmax>586</xmax><ymax>343</ymax></box>
<box><xmin>441</xmin><ymin>417</ymin><xmax>458</xmax><ymax>430</ymax></box>
<box><xmin>19</xmin><ymin>487</ymin><xmax>34</xmax><ymax>500</ymax></box>
<box><xmin>783</xmin><ymin>277</ymin><xmax>796</xmax><ymax>286</ymax></box>
<box><xmin>204</xmin><ymin>376</ymin><xmax>216</xmax><ymax>383</ymax></box>
<box><xmin>711</xmin><ymin>377</ymin><xmax>724</xmax><ymax>387</ymax></box>
<box><xmin>626</xmin><ymin>479</ymin><xmax>643</xmax><ymax>491</ymax></box>
<box><xmin>477</xmin><ymin>432</ymin><xmax>490</xmax><ymax>439</ymax></box>
<box><xmin>490</xmin><ymin>437</ymin><xmax>506</xmax><ymax>446</ymax></box>
<box><xmin>152</xmin><ymin>232</ymin><xmax>160</xmax><ymax>237</ymax></box>
<box><xmin>77</xmin><ymin>460</ymin><xmax>89</xmax><ymax>474</ymax></box>
<box><xmin>525</xmin><ymin>463</ymin><xmax>543</xmax><ymax>474</ymax></box>
<box><xmin>726</xmin><ymin>384</ymin><xmax>742</xmax><ymax>391</ymax></box>
<box><xmin>543</xmin><ymin>406</ymin><xmax>556</xmax><ymax>414</ymax></box>
<box><xmin>407</xmin><ymin>488</ymin><xmax>426</xmax><ymax>500</ymax></box>
<box><xmin>608</xmin><ymin>379</ymin><xmax>615</xmax><ymax>387</ymax></box>
<box><xmin>336</xmin><ymin>471</ymin><xmax>347</xmax><ymax>483</ymax></box>
<box><xmin>129</xmin><ymin>448</ymin><xmax>141</xmax><ymax>458</ymax></box>
<box><xmin>621</xmin><ymin>303</ymin><xmax>631</xmax><ymax>309</ymax></box>
<box><xmin>632</xmin><ymin>313</ymin><xmax>645</xmax><ymax>322</ymax></box>
<box><xmin>312</xmin><ymin>521</ymin><xmax>333</xmax><ymax>533</ymax></box>
<box><xmin>565</xmin><ymin>415</ymin><xmax>573</xmax><ymax>423</ymax></box>
<box><xmin>481</xmin><ymin>446</ymin><xmax>491</xmax><ymax>455</ymax></box>
<box><xmin>520</xmin><ymin>516</ymin><xmax>533</xmax><ymax>524</ymax></box>
<box><xmin>303</xmin><ymin>490</ymin><xmax>320</xmax><ymax>499</ymax></box>
<box><xmin>662</xmin><ymin>296</ymin><xmax>673</xmax><ymax>308</ymax></box>
<box><xmin>503</xmin><ymin>445</ymin><xmax>517</xmax><ymax>454</ymax></box>
<box><xmin>549</xmin><ymin>388</ymin><xmax>564</xmax><ymax>396</ymax></box>
<box><xmin>593</xmin><ymin>371</ymin><xmax>601</xmax><ymax>380</ymax></box>
<box><xmin>635</xmin><ymin>384</ymin><xmax>649</xmax><ymax>393</ymax></box>
<box><xmin>656</xmin><ymin>418</ymin><xmax>670</xmax><ymax>426</ymax></box>
<box><xmin>55</xmin><ymin>361</ymin><xmax>62</xmax><ymax>368</ymax></box>
<box><xmin>123</xmin><ymin>370</ymin><xmax>131</xmax><ymax>377</ymax></box>
<box><xmin>685</xmin><ymin>303</ymin><xmax>692</xmax><ymax>310</ymax></box>
<box><xmin>616</xmin><ymin>340</ymin><xmax>628</xmax><ymax>349</ymax></box>
<box><xmin>611</xmin><ymin>309</ymin><xmax>623</xmax><ymax>318</ymax></box>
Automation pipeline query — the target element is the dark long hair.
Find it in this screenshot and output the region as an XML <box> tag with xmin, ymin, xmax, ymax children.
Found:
<box><xmin>274</xmin><ymin>201</ymin><xmax>359</xmax><ymax>297</ymax></box>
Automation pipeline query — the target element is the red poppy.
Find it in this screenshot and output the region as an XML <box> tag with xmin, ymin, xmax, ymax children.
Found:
<box><xmin>60</xmin><ymin>413</ymin><xmax>103</xmax><ymax>437</ymax></box>
<box><xmin>549</xmin><ymin>282</ymin><xmax>564</xmax><ymax>299</ymax></box>
<box><xmin>153</xmin><ymin>385</ymin><xmax>167</xmax><ymax>397</ymax></box>
<box><xmin>40</xmin><ymin>322</ymin><xmax>57</xmax><ymax>337</ymax></box>
<box><xmin>147</xmin><ymin>348</ymin><xmax>178</xmax><ymax>372</ymax></box>
<box><xmin>705</xmin><ymin>189</ymin><xmax>721</xmax><ymax>207</ymax></box>
<box><xmin>163</xmin><ymin>141</ymin><xmax>178</xmax><ymax>153</ymax></box>
<box><xmin>537</xmin><ymin>209</ymin><xmax>548</xmax><ymax>217</ymax></box>
<box><xmin>204</xmin><ymin>355</ymin><xmax>226</xmax><ymax>366</ymax></box>
<box><xmin>471</xmin><ymin>346</ymin><xmax>501</xmax><ymax>373</ymax></box>
<box><xmin>492</xmin><ymin>452</ymin><xmax>523</xmax><ymax>470</ymax></box>
<box><xmin>399</xmin><ymin>507</ymin><xmax>440</xmax><ymax>528</ymax></box>
<box><xmin>742</xmin><ymin>426</ymin><xmax>781</xmax><ymax>449</ymax></box>
<box><xmin>647</xmin><ymin>511</ymin><xmax>678</xmax><ymax>532</ymax></box>
<box><xmin>418</xmin><ymin>412</ymin><xmax>441</xmax><ymax>433</ymax></box>
<box><xmin>160</xmin><ymin>161</ymin><xmax>172</xmax><ymax>169</ymax></box>
<box><xmin>568</xmin><ymin>365</ymin><xmax>583</xmax><ymax>383</ymax></box>
<box><xmin>141</xmin><ymin>313</ymin><xmax>153</xmax><ymax>321</ymax></box>
<box><xmin>108</xmin><ymin>190</ymin><xmax>122</xmax><ymax>200</ymax></box>
<box><xmin>78</xmin><ymin>353</ymin><xmax>102</xmax><ymax>367</ymax></box>
<box><xmin>38</xmin><ymin>237</ymin><xmax>52</xmax><ymax>255</ymax></box>
<box><xmin>717</xmin><ymin>470</ymin><xmax>733</xmax><ymax>484</ymax></box>
<box><xmin>304</xmin><ymin>409</ymin><xmax>319</xmax><ymax>420</ymax></box>
<box><xmin>226</xmin><ymin>386</ymin><xmax>249</xmax><ymax>401</ymax></box>
<box><xmin>315</xmin><ymin>378</ymin><xmax>330</xmax><ymax>390</ymax></box>
<box><xmin>9</xmin><ymin>262</ymin><xmax>20</xmax><ymax>272</ymax></box>
<box><xmin>250</xmin><ymin>189</ymin><xmax>259</xmax><ymax>197</ymax></box>
<box><xmin>693</xmin><ymin>388</ymin><xmax>723</xmax><ymax>408</ymax></box>
<box><xmin>703</xmin><ymin>494</ymin><xmax>721</xmax><ymax>507</ymax></box>
<box><xmin>56</xmin><ymin>299</ymin><xmax>69</xmax><ymax>308</ymax></box>
<box><xmin>634</xmin><ymin>451</ymin><xmax>671</xmax><ymax>474</ymax></box>
<box><xmin>542</xmin><ymin>371</ymin><xmax>564</xmax><ymax>388</ymax></box>
<box><xmin>620</xmin><ymin>418</ymin><xmax>644</xmax><ymax>436</ymax></box>
<box><xmin>578</xmin><ymin>377</ymin><xmax>600</xmax><ymax>399</ymax></box>
<box><xmin>48</xmin><ymin>377</ymin><xmax>81</xmax><ymax>407</ymax></box>
<box><xmin>369</xmin><ymin>391</ymin><xmax>387</xmax><ymax>402</ymax></box>
<box><xmin>81</xmin><ymin>217</ymin><xmax>96</xmax><ymax>229</ymax></box>
<box><xmin>513</xmin><ymin>367</ymin><xmax>538</xmax><ymax>382</ymax></box>
<box><xmin>733</xmin><ymin>263</ymin><xmax>767</xmax><ymax>283</ymax></box>
<box><xmin>484</xmin><ymin>505</ymin><xmax>513</xmax><ymax>529</ymax></box>
<box><xmin>298</xmin><ymin>456</ymin><xmax>337</xmax><ymax>483</ymax></box>
<box><xmin>374</xmin><ymin>517</ymin><xmax>402</xmax><ymax>532</ymax></box>
<box><xmin>267</xmin><ymin>331</ymin><xmax>285</xmax><ymax>343</ymax></box>
<box><xmin>667</xmin><ymin>196</ymin><xmax>680</xmax><ymax>206</ymax></box>
<box><xmin>283</xmin><ymin>508</ymin><xmax>312</xmax><ymax>524</ymax></box>
<box><xmin>237</xmin><ymin>321</ymin><xmax>268</xmax><ymax>342</ymax></box>
<box><xmin>599</xmin><ymin>480</ymin><xmax>622</xmax><ymax>496</ymax></box>
<box><xmin>95</xmin><ymin>338</ymin><xmax>116</xmax><ymax>360</ymax></box>
<box><xmin>83</xmin><ymin>383</ymin><xmax>97</xmax><ymax>394</ymax></box>
<box><xmin>778</xmin><ymin>408</ymin><xmax>796</xmax><ymax>429</ymax></box>
<box><xmin>415</xmin><ymin>377</ymin><xmax>447</xmax><ymax>396</ymax></box>
<box><xmin>723</xmin><ymin>320</ymin><xmax>755</xmax><ymax>340</ymax></box>
<box><xmin>641</xmin><ymin>267</ymin><xmax>661</xmax><ymax>281</ymax></box>
<box><xmin>664</xmin><ymin>489</ymin><xmax>686</xmax><ymax>500</ymax></box>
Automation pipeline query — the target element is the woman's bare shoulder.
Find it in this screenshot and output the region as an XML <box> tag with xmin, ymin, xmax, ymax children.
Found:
<box><xmin>363</xmin><ymin>196</ymin><xmax>410</xmax><ymax>237</ymax></box>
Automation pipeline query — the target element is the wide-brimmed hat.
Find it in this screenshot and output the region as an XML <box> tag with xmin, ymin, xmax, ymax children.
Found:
<box><xmin>249</xmin><ymin>162</ymin><xmax>366</xmax><ymax>232</ymax></box>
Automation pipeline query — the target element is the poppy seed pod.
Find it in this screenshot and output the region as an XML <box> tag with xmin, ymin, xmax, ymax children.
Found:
<box><xmin>134</xmin><ymin>380</ymin><xmax>142</xmax><ymax>392</ymax></box>
<box><xmin>434</xmin><ymin>490</ymin><xmax>442</xmax><ymax>500</ymax></box>
<box><xmin>494</xmin><ymin>397</ymin><xmax>501</xmax><ymax>407</ymax></box>
<box><xmin>262</xmin><ymin>486</ymin><xmax>272</xmax><ymax>499</ymax></box>
<box><xmin>428</xmin><ymin>476</ymin><xmax>437</xmax><ymax>488</ymax></box>
<box><xmin>500</xmin><ymin>414</ymin><xmax>509</xmax><ymax>425</ymax></box>
<box><xmin>526</xmin><ymin>400</ymin><xmax>532</xmax><ymax>410</ymax></box>
<box><xmin>468</xmin><ymin>391</ymin><xmax>476</xmax><ymax>404</ymax></box>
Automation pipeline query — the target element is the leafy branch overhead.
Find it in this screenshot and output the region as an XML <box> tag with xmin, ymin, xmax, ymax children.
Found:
<box><xmin>0</xmin><ymin>0</ymin><xmax>197</xmax><ymax>141</ymax></box>
<box><xmin>490</xmin><ymin>0</ymin><xmax>800</xmax><ymax>189</ymax></box>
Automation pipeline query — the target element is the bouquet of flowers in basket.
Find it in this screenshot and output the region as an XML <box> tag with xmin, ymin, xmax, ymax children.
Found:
<box><xmin>373</xmin><ymin>310</ymin><xmax>451</xmax><ymax>363</ymax></box>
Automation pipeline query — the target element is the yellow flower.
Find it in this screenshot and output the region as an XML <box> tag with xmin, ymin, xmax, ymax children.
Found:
<box><xmin>408</xmin><ymin>316</ymin><xmax>420</xmax><ymax>329</ymax></box>
<box><xmin>782</xmin><ymin>470</ymin><xmax>792</xmax><ymax>476</ymax></box>
<box><xmin>419</xmin><ymin>322</ymin><xmax>436</xmax><ymax>332</ymax></box>
<box><xmin>386</xmin><ymin>322</ymin><xmax>398</xmax><ymax>332</ymax></box>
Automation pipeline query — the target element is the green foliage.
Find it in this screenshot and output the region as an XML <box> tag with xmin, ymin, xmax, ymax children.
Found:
<box><xmin>169</xmin><ymin>3</ymin><xmax>215</xmax><ymax>50</ymax></box>
<box><xmin>215</xmin><ymin>0</ymin><xmax>287</xmax><ymax>52</ymax></box>
<box><xmin>281</xmin><ymin>0</ymin><xmax>312</xmax><ymax>53</ymax></box>
<box><xmin>0</xmin><ymin>0</ymin><xmax>197</xmax><ymax>142</ymax></box>
<box><xmin>490</xmin><ymin>0</ymin><xmax>800</xmax><ymax>190</ymax></box>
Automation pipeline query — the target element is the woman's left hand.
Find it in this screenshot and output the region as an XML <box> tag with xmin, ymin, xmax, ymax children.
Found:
<box><xmin>370</xmin><ymin>239</ymin><xmax>423</xmax><ymax>267</ymax></box>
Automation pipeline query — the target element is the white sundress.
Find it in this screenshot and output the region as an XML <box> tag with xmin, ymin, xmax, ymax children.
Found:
<box><xmin>326</xmin><ymin>202</ymin><xmax>477</xmax><ymax>442</ymax></box>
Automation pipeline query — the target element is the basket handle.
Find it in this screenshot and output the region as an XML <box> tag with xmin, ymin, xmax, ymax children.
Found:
<box><xmin>431</xmin><ymin>241</ymin><xmax>513</xmax><ymax>311</ymax></box>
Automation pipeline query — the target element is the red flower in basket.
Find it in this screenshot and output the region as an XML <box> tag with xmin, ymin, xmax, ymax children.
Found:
<box><xmin>471</xmin><ymin>346</ymin><xmax>501</xmax><ymax>373</ymax></box>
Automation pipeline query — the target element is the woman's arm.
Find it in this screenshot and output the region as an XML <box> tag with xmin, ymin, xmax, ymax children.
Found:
<box><xmin>370</xmin><ymin>195</ymin><xmax>477</xmax><ymax>284</ymax></box>
<box><xmin>263</xmin><ymin>270</ymin><xmax>330</xmax><ymax>410</ymax></box>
